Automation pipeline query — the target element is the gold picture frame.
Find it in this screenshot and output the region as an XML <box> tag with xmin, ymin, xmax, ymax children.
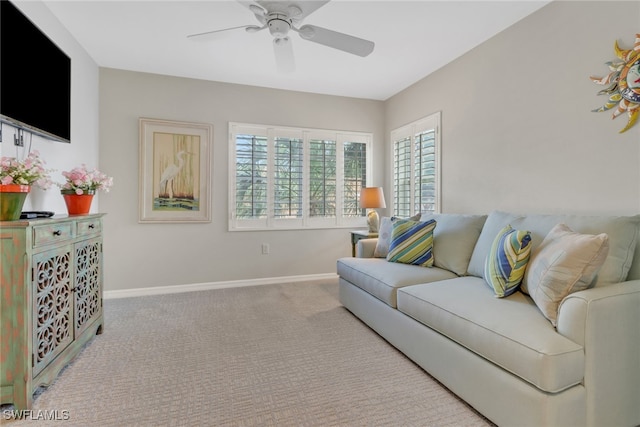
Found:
<box><xmin>139</xmin><ymin>118</ymin><xmax>212</xmax><ymax>223</ymax></box>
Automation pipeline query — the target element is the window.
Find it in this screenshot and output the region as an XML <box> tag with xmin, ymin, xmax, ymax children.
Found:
<box><xmin>230</xmin><ymin>123</ymin><xmax>372</xmax><ymax>230</ymax></box>
<box><xmin>274</xmin><ymin>136</ymin><xmax>303</xmax><ymax>218</ymax></box>
<box><xmin>309</xmin><ymin>139</ymin><xmax>336</xmax><ymax>218</ymax></box>
<box><xmin>391</xmin><ymin>112</ymin><xmax>441</xmax><ymax>217</ymax></box>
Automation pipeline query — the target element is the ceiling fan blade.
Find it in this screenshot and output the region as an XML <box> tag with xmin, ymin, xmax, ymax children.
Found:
<box><xmin>296</xmin><ymin>24</ymin><xmax>374</xmax><ymax>57</ymax></box>
<box><xmin>187</xmin><ymin>25</ymin><xmax>259</xmax><ymax>41</ymax></box>
<box><xmin>273</xmin><ymin>37</ymin><xmax>295</xmax><ymax>73</ymax></box>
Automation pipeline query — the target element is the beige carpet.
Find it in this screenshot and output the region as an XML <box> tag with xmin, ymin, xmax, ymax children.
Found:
<box><xmin>2</xmin><ymin>279</ymin><xmax>492</xmax><ymax>426</ymax></box>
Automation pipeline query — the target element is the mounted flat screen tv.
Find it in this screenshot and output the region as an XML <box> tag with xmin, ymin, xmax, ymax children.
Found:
<box><xmin>1</xmin><ymin>0</ymin><xmax>71</xmax><ymax>143</ymax></box>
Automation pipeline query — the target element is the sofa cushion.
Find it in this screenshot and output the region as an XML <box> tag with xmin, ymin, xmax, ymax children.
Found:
<box><xmin>396</xmin><ymin>277</ymin><xmax>585</xmax><ymax>393</ymax></box>
<box><xmin>421</xmin><ymin>213</ymin><xmax>487</xmax><ymax>276</ymax></box>
<box><xmin>387</xmin><ymin>219</ymin><xmax>436</xmax><ymax>267</ymax></box>
<box><xmin>526</xmin><ymin>223</ymin><xmax>609</xmax><ymax>326</ymax></box>
<box><xmin>374</xmin><ymin>213</ymin><xmax>421</xmax><ymax>258</ymax></box>
<box><xmin>336</xmin><ymin>257</ymin><xmax>457</xmax><ymax>308</ymax></box>
<box><xmin>468</xmin><ymin>211</ymin><xmax>639</xmax><ymax>287</ymax></box>
<box><xmin>484</xmin><ymin>225</ymin><xmax>532</xmax><ymax>297</ymax></box>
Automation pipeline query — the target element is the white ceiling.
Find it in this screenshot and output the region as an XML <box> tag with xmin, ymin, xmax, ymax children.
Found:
<box><xmin>42</xmin><ymin>0</ymin><xmax>549</xmax><ymax>100</ymax></box>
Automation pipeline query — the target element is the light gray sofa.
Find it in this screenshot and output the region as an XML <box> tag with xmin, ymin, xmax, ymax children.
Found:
<box><xmin>337</xmin><ymin>211</ymin><xmax>640</xmax><ymax>427</ymax></box>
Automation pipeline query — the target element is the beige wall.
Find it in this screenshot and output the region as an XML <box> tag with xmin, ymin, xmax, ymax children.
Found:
<box><xmin>385</xmin><ymin>1</ymin><xmax>640</xmax><ymax>215</ymax></box>
<box><xmin>19</xmin><ymin>1</ymin><xmax>640</xmax><ymax>293</ymax></box>
<box><xmin>99</xmin><ymin>70</ymin><xmax>385</xmax><ymax>291</ymax></box>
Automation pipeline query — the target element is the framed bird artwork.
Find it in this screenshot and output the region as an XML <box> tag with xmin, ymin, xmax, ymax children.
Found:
<box><xmin>139</xmin><ymin>118</ymin><xmax>212</xmax><ymax>222</ymax></box>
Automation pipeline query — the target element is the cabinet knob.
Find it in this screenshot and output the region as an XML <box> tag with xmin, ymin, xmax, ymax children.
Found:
<box><xmin>53</xmin><ymin>230</ymin><xmax>62</xmax><ymax>236</ymax></box>
<box><xmin>88</xmin><ymin>224</ymin><xmax>95</xmax><ymax>229</ymax></box>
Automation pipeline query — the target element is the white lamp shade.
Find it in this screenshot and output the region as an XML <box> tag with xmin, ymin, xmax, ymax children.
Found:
<box><xmin>359</xmin><ymin>187</ymin><xmax>386</xmax><ymax>209</ymax></box>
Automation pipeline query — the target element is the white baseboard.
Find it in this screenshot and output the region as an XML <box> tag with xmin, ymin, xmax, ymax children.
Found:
<box><xmin>103</xmin><ymin>273</ymin><xmax>339</xmax><ymax>300</ymax></box>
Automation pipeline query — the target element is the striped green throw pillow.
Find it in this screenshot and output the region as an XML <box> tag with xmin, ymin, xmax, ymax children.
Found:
<box><xmin>484</xmin><ymin>225</ymin><xmax>532</xmax><ymax>297</ymax></box>
<box><xmin>386</xmin><ymin>219</ymin><xmax>436</xmax><ymax>267</ymax></box>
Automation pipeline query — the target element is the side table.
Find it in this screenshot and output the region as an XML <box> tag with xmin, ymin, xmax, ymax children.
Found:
<box><xmin>350</xmin><ymin>230</ymin><xmax>378</xmax><ymax>256</ymax></box>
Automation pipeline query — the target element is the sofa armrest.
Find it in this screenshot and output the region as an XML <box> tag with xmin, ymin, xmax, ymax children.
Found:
<box><xmin>557</xmin><ymin>280</ymin><xmax>640</xmax><ymax>426</ymax></box>
<box><xmin>356</xmin><ymin>238</ymin><xmax>378</xmax><ymax>258</ymax></box>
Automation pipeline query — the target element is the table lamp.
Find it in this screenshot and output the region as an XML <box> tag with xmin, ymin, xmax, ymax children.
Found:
<box><xmin>360</xmin><ymin>187</ymin><xmax>386</xmax><ymax>233</ymax></box>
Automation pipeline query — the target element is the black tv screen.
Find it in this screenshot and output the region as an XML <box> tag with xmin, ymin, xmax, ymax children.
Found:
<box><xmin>1</xmin><ymin>0</ymin><xmax>71</xmax><ymax>143</ymax></box>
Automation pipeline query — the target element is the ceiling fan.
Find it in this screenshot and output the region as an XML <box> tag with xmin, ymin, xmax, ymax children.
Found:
<box><xmin>187</xmin><ymin>0</ymin><xmax>375</xmax><ymax>73</ymax></box>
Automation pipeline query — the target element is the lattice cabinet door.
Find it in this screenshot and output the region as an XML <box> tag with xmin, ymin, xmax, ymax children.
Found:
<box><xmin>74</xmin><ymin>237</ymin><xmax>103</xmax><ymax>337</ymax></box>
<box><xmin>32</xmin><ymin>246</ymin><xmax>75</xmax><ymax>377</ymax></box>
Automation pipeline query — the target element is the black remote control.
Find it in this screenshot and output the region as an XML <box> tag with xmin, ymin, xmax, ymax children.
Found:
<box><xmin>20</xmin><ymin>211</ymin><xmax>55</xmax><ymax>219</ymax></box>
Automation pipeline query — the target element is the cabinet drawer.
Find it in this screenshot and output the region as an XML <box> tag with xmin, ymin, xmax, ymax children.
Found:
<box><xmin>33</xmin><ymin>223</ymin><xmax>74</xmax><ymax>247</ymax></box>
<box><xmin>77</xmin><ymin>219</ymin><xmax>101</xmax><ymax>237</ymax></box>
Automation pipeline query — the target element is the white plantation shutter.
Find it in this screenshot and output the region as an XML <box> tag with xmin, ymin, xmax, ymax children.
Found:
<box><xmin>391</xmin><ymin>112</ymin><xmax>441</xmax><ymax>217</ymax></box>
<box><xmin>229</xmin><ymin>123</ymin><xmax>372</xmax><ymax>231</ymax></box>
<box><xmin>414</xmin><ymin>129</ymin><xmax>436</xmax><ymax>214</ymax></box>
<box><xmin>234</xmin><ymin>130</ymin><xmax>268</xmax><ymax>221</ymax></box>
<box><xmin>274</xmin><ymin>136</ymin><xmax>304</xmax><ymax>219</ymax></box>
<box><xmin>393</xmin><ymin>136</ymin><xmax>412</xmax><ymax>217</ymax></box>
<box><xmin>343</xmin><ymin>141</ymin><xmax>368</xmax><ymax>217</ymax></box>
<box><xmin>309</xmin><ymin>138</ymin><xmax>337</xmax><ymax>218</ymax></box>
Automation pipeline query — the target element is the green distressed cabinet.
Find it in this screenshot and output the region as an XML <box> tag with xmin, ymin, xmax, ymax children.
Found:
<box><xmin>0</xmin><ymin>214</ymin><xmax>105</xmax><ymax>410</ymax></box>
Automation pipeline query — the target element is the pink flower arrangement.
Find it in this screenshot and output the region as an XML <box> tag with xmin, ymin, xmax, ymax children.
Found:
<box><xmin>0</xmin><ymin>150</ymin><xmax>52</xmax><ymax>189</ymax></box>
<box><xmin>60</xmin><ymin>165</ymin><xmax>113</xmax><ymax>195</ymax></box>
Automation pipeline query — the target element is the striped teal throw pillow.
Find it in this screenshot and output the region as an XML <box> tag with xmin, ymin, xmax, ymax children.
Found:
<box><xmin>484</xmin><ymin>225</ymin><xmax>532</xmax><ymax>297</ymax></box>
<box><xmin>386</xmin><ymin>219</ymin><xmax>436</xmax><ymax>267</ymax></box>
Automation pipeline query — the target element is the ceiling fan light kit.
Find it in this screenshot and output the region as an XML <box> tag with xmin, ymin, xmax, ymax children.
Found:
<box><xmin>267</xmin><ymin>13</ymin><xmax>292</xmax><ymax>38</ymax></box>
<box><xmin>188</xmin><ymin>0</ymin><xmax>375</xmax><ymax>72</ymax></box>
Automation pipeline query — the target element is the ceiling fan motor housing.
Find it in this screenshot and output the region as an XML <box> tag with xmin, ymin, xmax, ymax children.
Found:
<box><xmin>267</xmin><ymin>13</ymin><xmax>291</xmax><ymax>38</ymax></box>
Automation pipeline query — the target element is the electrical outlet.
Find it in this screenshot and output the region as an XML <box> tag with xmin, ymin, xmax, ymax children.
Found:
<box><xmin>261</xmin><ymin>243</ymin><xmax>270</xmax><ymax>255</ymax></box>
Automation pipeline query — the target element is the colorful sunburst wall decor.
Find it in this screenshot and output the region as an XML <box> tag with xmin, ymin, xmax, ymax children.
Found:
<box><xmin>591</xmin><ymin>34</ymin><xmax>640</xmax><ymax>133</ymax></box>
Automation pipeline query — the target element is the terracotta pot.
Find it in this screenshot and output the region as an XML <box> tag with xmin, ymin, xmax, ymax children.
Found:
<box><xmin>0</xmin><ymin>184</ymin><xmax>31</xmax><ymax>221</ymax></box>
<box><xmin>61</xmin><ymin>190</ymin><xmax>95</xmax><ymax>215</ymax></box>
